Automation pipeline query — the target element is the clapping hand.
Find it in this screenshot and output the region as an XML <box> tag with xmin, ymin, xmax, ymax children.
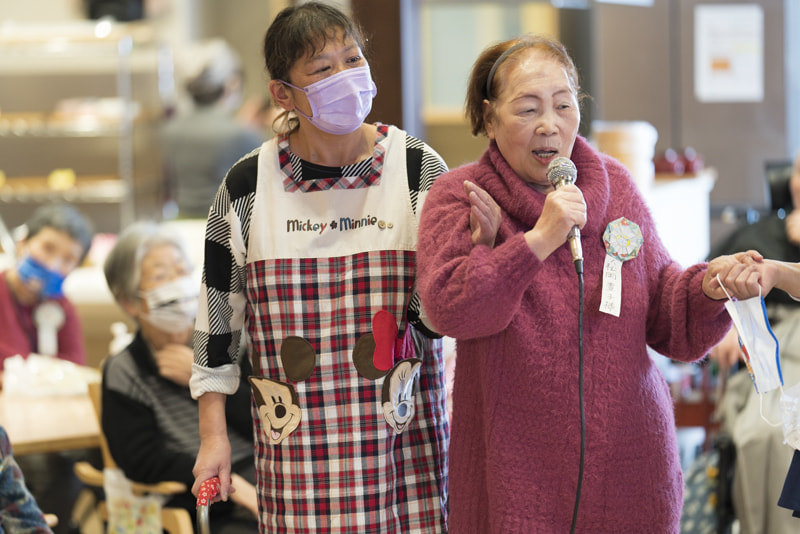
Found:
<box><xmin>465</xmin><ymin>180</ymin><xmax>502</xmax><ymax>248</ymax></box>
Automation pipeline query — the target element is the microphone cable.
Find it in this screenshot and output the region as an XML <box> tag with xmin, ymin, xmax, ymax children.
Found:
<box><xmin>569</xmin><ymin>266</ymin><xmax>585</xmax><ymax>534</ymax></box>
<box><xmin>546</xmin><ymin>156</ymin><xmax>585</xmax><ymax>531</ymax></box>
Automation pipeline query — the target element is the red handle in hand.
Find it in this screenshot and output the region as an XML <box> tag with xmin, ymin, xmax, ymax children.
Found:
<box><xmin>196</xmin><ymin>476</ymin><xmax>221</xmax><ymax>508</ymax></box>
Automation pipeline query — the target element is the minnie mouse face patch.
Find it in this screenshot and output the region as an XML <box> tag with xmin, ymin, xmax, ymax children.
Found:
<box><xmin>382</xmin><ymin>358</ymin><xmax>421</xmax><ymax>434</ymax></box>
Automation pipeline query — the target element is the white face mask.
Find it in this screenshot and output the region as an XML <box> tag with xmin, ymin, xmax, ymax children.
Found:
<box><xmin>139</xmin><ymin>276</ymin><xmax>199</xmax><ymax>333</ymax></box>
<box><xmin>720</xmin><ymin>281</ymin><xmax>782</xmax><ymax>394</ymax></box>
<box><xmin>716</xmin><ymin>276</ymin><xmax>800</xmax><ymax>445</ymax></box>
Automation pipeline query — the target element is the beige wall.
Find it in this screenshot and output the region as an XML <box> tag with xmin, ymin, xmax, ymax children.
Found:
<box><xmin>0</xmin><ymin>0</ymin><xmax>83</xmax><ymax>20</ymax></box>
<box><xmin>425</xmin><ymin>114</ymin><xmax>489</xmax><ymax>171</ymax></box>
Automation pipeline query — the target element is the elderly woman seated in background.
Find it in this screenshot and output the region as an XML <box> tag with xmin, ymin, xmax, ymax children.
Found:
<box><xmin>101</xmin><ymin>221</ymin><xmax>257</xmax><ymax>531</ymax></box>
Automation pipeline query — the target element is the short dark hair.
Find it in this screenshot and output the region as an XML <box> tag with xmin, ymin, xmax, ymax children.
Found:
<box><xmin>263</xmin><ymin>2</ymin><xmax>369</xmax><ymax>83</ymax></box>
<box><xmin>186</xmin><ymin>74</ymin><xmax>227</xmax><ymax>106</ymax></box>
<box><xmin>184</xmin><ymin>39</ymin><xmax>243</xmax><ymax>106</ymax></box>
<box><xmin>24</xmin><ymin>204</ymin><xmax>94</xmax><ymax>262</ymax></box>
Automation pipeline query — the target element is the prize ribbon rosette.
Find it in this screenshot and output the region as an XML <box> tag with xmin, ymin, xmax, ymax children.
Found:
<box><xmin>603</xmin><ymin>217</ymin><xmax>643</xmax><ymax>262</ymax></box>
<box><xmin>599</xmin><ymin>217</ymin><xmax>643</xmax><ymax>317</ymax></box>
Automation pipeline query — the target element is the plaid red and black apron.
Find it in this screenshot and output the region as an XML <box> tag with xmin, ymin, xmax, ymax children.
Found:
<box><xmin>244</xmin><ymin>126</ymin><xmax>448</xmax><ymax>532</ymax></box>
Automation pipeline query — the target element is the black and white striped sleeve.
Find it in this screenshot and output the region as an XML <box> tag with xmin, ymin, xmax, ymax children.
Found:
<box><xmin>190</xmin><ymin>152</ymin><xmax>258</xmax><ymax>398</ymax></box>
<box><xmin>405</xmin><ymin>134</ymin><xmax>448</xmax><ymax>338</ymax></box>
<box><xmin>404</xmin><ymin>134</ymin><xmax>448</xmax><ymax>220</ymax></box>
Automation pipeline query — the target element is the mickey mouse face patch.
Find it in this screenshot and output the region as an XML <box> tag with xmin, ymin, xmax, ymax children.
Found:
<box><xmin>250</xmin><ymin>310</ymin><xmax>423</xmax><ymax>444</ymax></box>
<box><xmin>249</xmin><ymin>376</ymin><xmax>302</xmax><ymax>445</ymax></box>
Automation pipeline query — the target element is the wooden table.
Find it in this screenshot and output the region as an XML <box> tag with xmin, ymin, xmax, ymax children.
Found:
<box><xmin>0</xmin><ymin>389</ymin><xmax>101</xmax><ymax>456</ymax></box>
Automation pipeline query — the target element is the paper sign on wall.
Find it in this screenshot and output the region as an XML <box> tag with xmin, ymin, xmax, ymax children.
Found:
<box><xmin>694</xmin><ymin>4</ymin><xmax>764</xmax><ymax>103</ymax></box>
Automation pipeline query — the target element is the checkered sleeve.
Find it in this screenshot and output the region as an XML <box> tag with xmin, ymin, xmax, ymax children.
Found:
<box><xmin>191</xmin><ymin>152</ymin><xmax>259</xmax><ymax>398</ymax></box>
<box><xmin>405</xmin><ymin>134</ymin><xmax>448</xmax><ymax>338</ymax></box>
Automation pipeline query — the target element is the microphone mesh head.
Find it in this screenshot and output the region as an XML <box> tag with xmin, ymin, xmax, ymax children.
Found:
<box><xmin>547</xmin><ymin>157</ymin><xmax>577</xmax><ymax>187</ymax></box>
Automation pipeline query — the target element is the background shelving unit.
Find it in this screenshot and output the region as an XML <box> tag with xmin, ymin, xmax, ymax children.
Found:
<box><xmin>0</xmin><ymin>20</ymin><xmax>172</xmax><ymax>234</ymax></box>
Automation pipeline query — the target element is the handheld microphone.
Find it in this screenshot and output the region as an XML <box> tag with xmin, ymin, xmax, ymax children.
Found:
<box><xmin>547</xmin><ymin>156</ymin><xmax>583</xmax><ymax>274</ymax></box>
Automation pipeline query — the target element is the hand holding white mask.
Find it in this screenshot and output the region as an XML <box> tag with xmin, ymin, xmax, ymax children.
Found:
<box><xmin>716</xmin><ymin>275</ymin><xmax>800</xmax><ymax>446</ymax></box>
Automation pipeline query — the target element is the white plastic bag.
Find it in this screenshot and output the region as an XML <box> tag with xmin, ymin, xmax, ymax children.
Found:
<box><xmin>781</xmin><ymin>381</ymin><xmax>800</xmax><ymax>450</ymax></box>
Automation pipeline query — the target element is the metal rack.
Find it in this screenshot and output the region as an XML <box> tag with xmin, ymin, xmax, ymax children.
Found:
<box><xmin>0</xmin><ymin>20</ymin><xmax>170</xmax><ymax>232</ymax></box>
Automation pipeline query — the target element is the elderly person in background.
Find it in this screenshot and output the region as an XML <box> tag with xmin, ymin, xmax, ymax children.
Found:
<box><xmin>710</xmin><ymin>147</ymin><xmax>800</xmax><ymax>369</ymax></box>
<box><xmin>710</xmin><ymin>239</ymin><xmax>800</xmax><ymax>533</ymax></box>
<box><xmin>415</xmin><ymin>34</ymin><xmax>754</xmax><ymax>533</ymax></box>
<box><xmin>162</xmin><ymin>39</ymin><xmax>264</xmax><ymax>219</ymax></box>
<box><xmin>709</xmin><ymin>253</ymin><xmax>800</xmax><ymax>526</ymax></box>
<box><xmin>102</xmin><ymin>221</ymin><xmax>257</xmax><ymax>532</ymax></box>
<box><xmin>0</xmin><ymin>204</ymin><xmax>94</xmax><ymax>373</ymax></box>
<box><xmin>705</xmin><ymin>147</ymin><xmax>800</xmax><ymax>534</ymax></box>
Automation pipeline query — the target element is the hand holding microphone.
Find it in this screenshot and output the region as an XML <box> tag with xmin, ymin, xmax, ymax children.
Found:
<box><xmin>546</xmin><ymin>157</ymin><xmax>584</xmax><ymax>274</ymax></box>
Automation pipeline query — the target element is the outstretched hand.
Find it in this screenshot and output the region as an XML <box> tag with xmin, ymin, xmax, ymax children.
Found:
<box><xmin>703</xmin><ymin>250</ymin><xmax>764</xmax><ymax>300</ymax></box>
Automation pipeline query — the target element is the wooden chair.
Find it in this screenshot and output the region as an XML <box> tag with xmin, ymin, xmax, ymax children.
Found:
<box><xmin>73</xmin><ymin>381</ymin><xmax>193</xmax><ymax>534</ymax></box>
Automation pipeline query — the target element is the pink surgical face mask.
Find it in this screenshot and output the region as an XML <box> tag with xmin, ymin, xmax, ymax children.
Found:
<box><xmin>281</xmin><ymin>66</ymin><xmax>377</xmax><ymax>135</ymax></box>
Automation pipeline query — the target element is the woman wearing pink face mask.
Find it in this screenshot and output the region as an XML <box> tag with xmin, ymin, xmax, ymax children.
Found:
<box><xmin>189</xmin><ymin>3</ymin><xmax>450</xmax><ymax>532</ymax></box>
<box><xmin>0</xmin><ymin>204</ymin><xmax>94</xmax><ymax>375</ymax></box>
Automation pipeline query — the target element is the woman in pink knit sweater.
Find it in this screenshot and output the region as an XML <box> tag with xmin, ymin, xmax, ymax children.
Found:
<box><xmin>416</xmin><ymin>35</ymin><xmax>753</xmax><ymax>533</ymax></box>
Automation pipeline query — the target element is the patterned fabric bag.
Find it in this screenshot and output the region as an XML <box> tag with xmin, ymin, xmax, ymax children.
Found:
<box><xmin>680</xmin><ymin>435</ymin><xmax>736</xmax><ymax>534</ymax></box>
<box><xmin>681</xmin><ymin>448</ymin><xmax>719</xmax><ymax>533</ymax></box>
<box><xmin>103</xmin><ymin>468</ymin><xmax>165</xmax><ymax>534</ymax></box>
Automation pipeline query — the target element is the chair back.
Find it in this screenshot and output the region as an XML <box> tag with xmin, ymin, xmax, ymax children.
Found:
<box><xmin>74</xmin><ymin>370</ymin><xmax>193</xmax><ymax>534</ymax></box>
<box><xmin>765</xmin><ymin>159</ymin><xmax>794</xmax><ymax>213</ymax></box>
<box><xmin>87</xmin><ymin>380</ymin><xmax>117</xmax><ymax>470</ymax></box>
